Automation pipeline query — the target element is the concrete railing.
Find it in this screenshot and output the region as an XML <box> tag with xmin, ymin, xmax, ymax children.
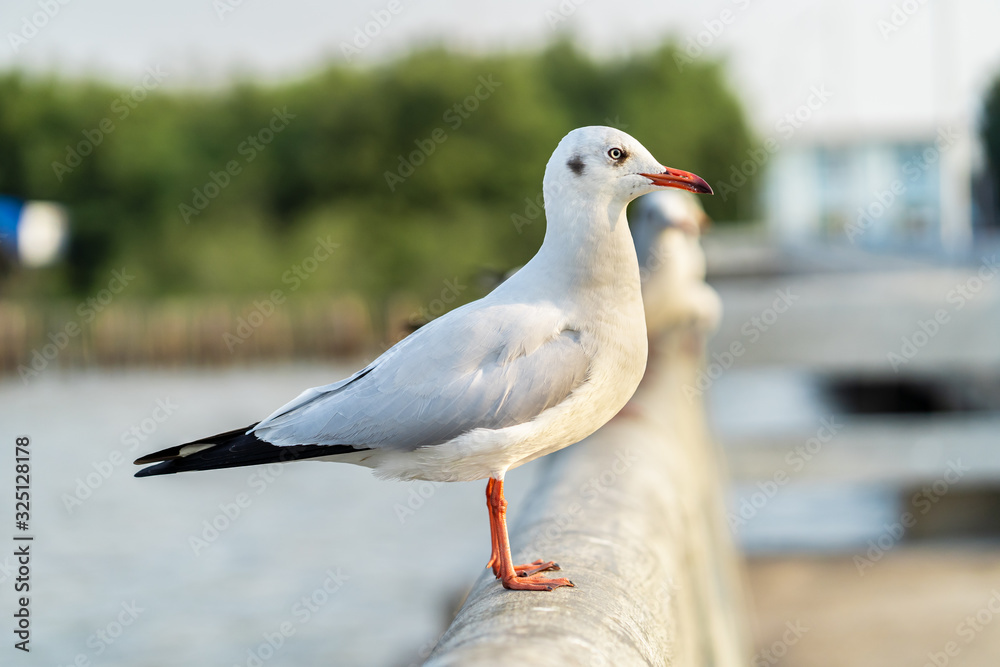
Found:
<box><xmin>425</xmin><ymin>327</ymin><xmax>750</xmax><ymax>666</ymax></box>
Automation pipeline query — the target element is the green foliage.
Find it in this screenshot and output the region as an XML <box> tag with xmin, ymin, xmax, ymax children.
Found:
<box><xmin>0</xmin><ymin>42</ymin><xmax>756</xmax><ymax>306</ymax></box>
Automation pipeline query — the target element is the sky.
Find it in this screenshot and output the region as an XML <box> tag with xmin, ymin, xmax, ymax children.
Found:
<box><xmin>3</xmin><ymin>0</ymin><xmax>1000</xmax><ymax>138</ymax></box>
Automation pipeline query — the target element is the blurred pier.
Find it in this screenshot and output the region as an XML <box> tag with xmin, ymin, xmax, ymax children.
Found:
<box><xmin>703</xmin><ymin>232</ymin><xmax>1000</xmax><ymax>550</ymax></box>
<box><xmin>703</xmin><ymin>232</ymin><xmax>1000</xmax><ymax>665</ymax></box>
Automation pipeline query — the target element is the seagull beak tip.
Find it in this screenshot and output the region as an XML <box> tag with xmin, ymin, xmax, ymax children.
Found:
<box><xmin>641</xmin><ymin>167</ymin><xmax>713</xmax><ymax>195</ymax></box>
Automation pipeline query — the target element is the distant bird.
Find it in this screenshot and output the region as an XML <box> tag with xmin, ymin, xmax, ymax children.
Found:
<box><xmin>135</xmin><ymin>127</ymin><xmax>712</xmax><ymax>591</ymax></box>
<box><xmin>630</xmin><ymin>190</ymin><xmax>721</xmax><ymax>335</ymax></box>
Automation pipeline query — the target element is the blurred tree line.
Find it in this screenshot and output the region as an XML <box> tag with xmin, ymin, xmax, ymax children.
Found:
<box><xmin>0</xmin><ymin>41</ymin><xmax>756</xmax><ymax>309</ymax></box>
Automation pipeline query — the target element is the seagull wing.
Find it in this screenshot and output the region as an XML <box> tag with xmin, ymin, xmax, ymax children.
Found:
<box><xmin>251</xmin><ymin>300</ymin><xmax>590</xmax><ymax>451</ymax></box>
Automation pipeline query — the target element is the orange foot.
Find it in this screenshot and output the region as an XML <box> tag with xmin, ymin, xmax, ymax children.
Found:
<box><xmin>502</xmin><ymin>572</ymin><xmax>575</xmax><ymax>591</ymax></box>
<box><xmin>487</xmin><ymin>558</ymin><xmax>560</xmax><ymax>578</ymax></box>
<box><xmin>486</xmin><ymin>477</ymin><xmax>575</xmax><ymax>592</ymax></box>
<box><xmin>514</xmin><ymin>559</ymin><xmax>561</xmax><ymax>577</ymax></box>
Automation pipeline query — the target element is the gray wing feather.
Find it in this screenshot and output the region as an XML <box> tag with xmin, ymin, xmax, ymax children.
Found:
<box><xmin>252</xmin><ymin>301</ymin><xmax>589</xmax><ymax>450</ymax></box>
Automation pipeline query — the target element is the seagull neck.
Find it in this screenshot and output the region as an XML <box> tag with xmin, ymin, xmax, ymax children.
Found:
<box><xmin>536</xmin><ymin>193</ymin><xmax>640</xmax><ymax>295</ymax></box>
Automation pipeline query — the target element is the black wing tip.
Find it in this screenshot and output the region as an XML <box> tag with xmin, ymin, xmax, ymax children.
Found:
<box><xmin>133</xmin><ymin>452</ymin><xmax>177</xmax><ymax>466</ymax></box>
<box><xmin>134</xmin><ymin>460</ymin><xmax>216</xmax><ymax>477</ymax></box>
<box><xmin>133</xmin><ymin>422</ymin><xmax>364</xmax><ymax>478</ymax></box>
<box><xmin>132</xmin><ymin>422</ymin><xmax>260</xmax><ymax>468</ymax></box>
<box><xmin>134</xmin><ymin>462</ymin><xmax>171</xmax><ymax>478</ymax></box>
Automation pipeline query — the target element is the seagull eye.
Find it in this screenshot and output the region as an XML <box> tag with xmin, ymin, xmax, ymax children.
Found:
<box><xmin>608</xmin><ymin>147</ymin><xmax>626</xmax><ymax>161</ymax></box>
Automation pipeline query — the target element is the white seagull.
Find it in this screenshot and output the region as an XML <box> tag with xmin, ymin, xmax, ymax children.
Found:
<box><xmin>135</xmin><ymin>126</ymin><xmax>712</xmax><ymax>591</ymax></box>
<box><xmin>630</xmin><ymin>190</ymin><xmax>722</xmax><ymax>335</ymax></box>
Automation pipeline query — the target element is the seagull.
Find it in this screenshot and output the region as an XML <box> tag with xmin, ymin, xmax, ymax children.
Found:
<box><xmin>134</xmin><ymin>126</ymin><xmax>712</xmax><ymax>591</ymax></box>
<box><xmin>630</xmin><ymin>190</ymin><xmax>721</xmax><ymax>335</ymax></box>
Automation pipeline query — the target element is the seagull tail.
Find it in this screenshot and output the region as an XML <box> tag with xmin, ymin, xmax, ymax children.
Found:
<box><xmin>133</xmin><ymin>423</ymin><xmax>362</xmax><ymax>477</ymax></box>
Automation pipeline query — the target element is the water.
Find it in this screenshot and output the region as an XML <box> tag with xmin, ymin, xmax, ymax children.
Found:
<box><xmin>1</xmin><ymin>364</ymin><xmax>542</xmax><ymax>667</ymax></box>
<box><xmin>6</xmin><ymin>361</ymin><xmax>993</xmax><ymax>664</ymax></box>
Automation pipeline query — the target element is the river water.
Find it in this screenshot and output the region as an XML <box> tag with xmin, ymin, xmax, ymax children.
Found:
<box><xmin>1</xmin><ymin>363</ymin><xmax>542</xmax><ymax>667</ymax></box>
<box><xmin>4</xmin><ymin>358</ymin><xmax>994</xmax><ymax>665</ymax></box>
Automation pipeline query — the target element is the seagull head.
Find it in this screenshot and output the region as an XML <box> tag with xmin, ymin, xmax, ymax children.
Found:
<box><xmin>543</xmin><ymin>126</ymin><xmax>713</xmax><ymax>211</ymax></box>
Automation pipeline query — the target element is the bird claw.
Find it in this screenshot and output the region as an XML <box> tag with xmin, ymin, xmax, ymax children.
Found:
<box><xmin>487</xmin><ymin>558</ymin><xmax>560</xmax><ymax>578</ymax></box>
<box><xmin>501</xmin><ymin>573</ymin><xmax>575</xmax><ymax>591</ymax></box>
<box><xmin>514</xmin><ymin>559</ymin><xmax>560</xmax><ymax>577</ymax></box>
<box><xmin>486</xmin><ymin>478</ymin><xmax>573</xmax><ymax>591</ymax></box>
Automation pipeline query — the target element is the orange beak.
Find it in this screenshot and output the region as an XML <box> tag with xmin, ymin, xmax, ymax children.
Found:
<box><xmin>639</xmin><ymin>167</ymin><xmax>713</xmax><ymax>195</ymax></box>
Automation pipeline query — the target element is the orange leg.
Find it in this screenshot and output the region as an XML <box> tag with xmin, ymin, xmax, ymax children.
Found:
<box><xmin>485</xmin><ymin>477</ymin><xmax>574</xmax><ymax>591</ymax></box>
<box><xmin>486</xmin><ymin>478</ymin><xmax>557</xmax><ymax>577</ymax></box>
<box><xmin>488</xmin><ymin>479</ymin><xmax>557</xmax><ymax>576</ymax></box>
<box><xmin>485</xmin><ymin>479</ymin><xmax>499</xmax><ymax>574</ymax></box>
<box><xmin>486</xmin><ymin>481</ymin><xmax>553</xmax><ymax>577</ymax></box>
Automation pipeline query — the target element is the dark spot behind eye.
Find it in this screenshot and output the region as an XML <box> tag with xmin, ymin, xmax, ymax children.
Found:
<box><xmin>567</xmin><ymin>155</ymin><xmax>585</xmax><ymax>176</ymax></box>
